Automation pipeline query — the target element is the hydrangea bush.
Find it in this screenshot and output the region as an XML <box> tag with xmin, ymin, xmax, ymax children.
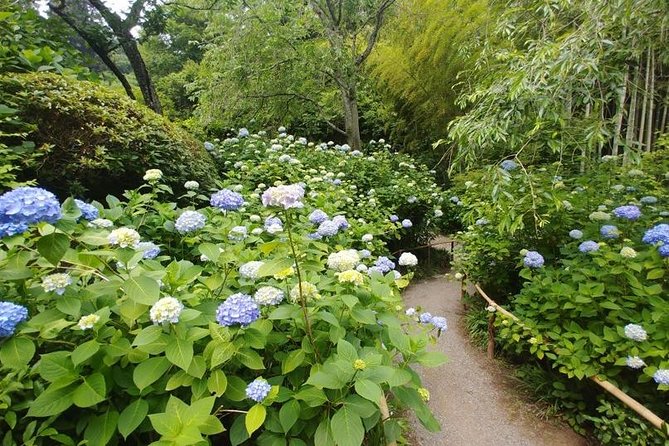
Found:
<box><xmin>451</xmin><ymin>154</ymin><xmax>669</xmax><ymax>443</ymax></box>
<box><xmin>0</xmin><ymin>170</ymin><xmax>444</xmax><ymax>445</ymax></box>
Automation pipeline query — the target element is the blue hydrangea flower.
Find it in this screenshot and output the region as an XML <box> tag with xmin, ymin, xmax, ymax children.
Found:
<box><xmin>246</xmin><ymin>378</ymin><xmax>272</xmax><ymax>402</ymax></box>
<box><xmin>401</xmin><ymin>219</ymin><xmax>413</xmax><ymax>228</ymax></box>
<box><xmin>419</xmin><ymin>312</ymin><xmax>433</xmax><ymax>324</ymax></box>
<box><xmin>210</xmin><ymin>189</ymin><xmax>245</xmax><ymax>211</ymax></box>
<box><xmin>431</xmin><ymin>316</ymin><xmax>447</xmax><ymax>332</ymax></box>
<box><xmin>0</xmin><ymin>187</ymin><xmax>61</xmax><ymax>227</ymax></box>
<box><xmin>137</xmin><ymin>241</ymin><xmax>161</xmax><ymax>259</ymax></box>
<box><xmin>317</xmin><ymin>220</ymin><xmax>339</xmax><ymax>237</ymax></box>
<box><xmin>600</xmin><ymin>225</ymin><xmax>620</xmax><ymax>239</ymax></box>
<box><xmin>642</xmin><ymin>224</ymin><xmax>669</xmax><ymax>245</ymax></box>
<box><xmin>0</xmin><ymin>302</ymin><xmax>28</xmax><ymax>337</ymax></box>
<box><xmin>449</xmin><ymin>196</ymin><xmax>460</xmax><ymax>204</ymax></box>
<box><xmin>359</xmin><ymin>249</ymin><xmax>371</xmax><ymax>258</ymax></box>
<box><xmin>264</xmin><ymin>217</ymin><xmax>283</xmax><ymax>234</ymax></box>
<box><xmin>204</xmin><ymin>141</ymin><xmax>215</xmax><ymax>151</ymax></box>
<box><xmin>307</xmin><ymin>232</ymin><xmax>322</xmax><ymax>240</ymax></box>
<box><xmin>653</xmin><ymin>369</ymin><xmax>669</xmax><ymax>385</ymax></box>
<box><xmin>569</xmin><ymin>229</ymin><xmax>583</xmax><ymax>239</ymax></box>
<box><xmin>238</xmin><ymin>128</ymin><xmax>250</xmax><ymax>138</ymax></box>
<box><xmin>500</xmin><ymin>160</ymin><xmax>518</xmax><ymax>171</ymax></box>
<box><xmin>579</xmin><ymin>240</ymin><xmax>600</xmax><ymax>253</ymax></box>
<box><xmin>612</xmin><ymin>205</ymin><xmax>641</xmax><ymax>220</ymax></box>
<box><xmin>74</xmin><ymin>199</ymin><xmax>99</xmax><ymax>221</ymax></box>
<box><xmin>389</xmin><ymin>215</ymin><xmax>399</xmax><ymax>222</ymax></box>
<box><xmin>175</xmin><ymin>210</ymin><xmax>206</xmax><ymax>234</ymax></box>
<box><xmin>640</xmin><ymin>196</ymin><xmax>658</xmax><ymax>205</ymax></box>
<box><xmin>475</xmin><ymin>218</ymin><xmax>489</xmax><ymax>226</ymax></box>
<box><xmin>309</xmin><ymin>210</ymin><xmax>329</xmax><ymax>224</ymax></box>
<box><xmin>523</xmin><ymin>251</ymin><xmax>544</xmax><ymax>268</ymax></box>
<box><xmin>216</xmin><ymin>293</ymin><xmax>260</xmax><ymax>327</ymax></box>
<box><xmin>623</xmin><ymin>323</ymin><xmax>647</xmax><ymax>341</ymax></box>
<box><xmin>332</xmin><ymin>215</ymin><xmax>349</xmax><ymax>230</ymax></box>
<box><xmin>375</xmin><ymin>256</ymin><xmax>396</xmax><ymax>273</ymax></box>
<box><xmin>0</xmin><ymin>221</ymin><xmax>28</xmax><ymax>238</ymax></box>
<box><xmin>659</xmin><ymin>244</ymin><xmax>669</xmax><ymax>258</ymax></box>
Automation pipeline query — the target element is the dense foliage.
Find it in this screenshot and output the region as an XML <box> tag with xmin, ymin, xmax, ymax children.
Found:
<box><xmin>0</xmin><ymin>72</ymin><xmax>220</xmax><ymax>200</ymax></box>
<box><xmin>453</xmin><ymin>153</ymin><xmax>669</xmax><ymax>443</ymax></box>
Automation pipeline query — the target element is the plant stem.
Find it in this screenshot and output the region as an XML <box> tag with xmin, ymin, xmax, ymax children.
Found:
<box><xmin>284</xmin><ymin>211</ymin><xmax>320</xmax><ymax>362</ymax></box>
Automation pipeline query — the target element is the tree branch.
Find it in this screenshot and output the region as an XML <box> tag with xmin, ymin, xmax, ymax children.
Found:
<box><xmin>355</xmin><ymin>0</ymin><xmax>396</xmax><ymax>66</ymax></box>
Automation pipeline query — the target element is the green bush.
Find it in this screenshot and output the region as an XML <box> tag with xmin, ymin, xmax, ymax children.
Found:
<box><xmin>0</xmin><ymin>72</ymin><xmax>220</xmax><ymax>199</ymax></box>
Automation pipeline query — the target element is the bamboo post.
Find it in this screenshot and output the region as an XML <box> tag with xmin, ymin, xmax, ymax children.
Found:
<box><xmin>473</xmin><ymin>283</ymin><xmax>668</xmax><ymax>434</ymax></box>
<box><xmin>379</xmin><ymin>394</ymin><xmax>398</xmax><ymax>446</ymax></box>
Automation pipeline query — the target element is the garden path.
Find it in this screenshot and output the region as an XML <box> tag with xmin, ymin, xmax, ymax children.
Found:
<box><xmin>403</xmin><ymin>276</ymin><xmax>590</xmax><ymax>446</ymax></box>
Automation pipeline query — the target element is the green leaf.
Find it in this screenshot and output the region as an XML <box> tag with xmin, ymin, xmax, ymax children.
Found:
<box><xmin>84</xmin><ymin>409</ymin><xmax>119</xmax><ymax>446</ymax></box>
<box><xmin>27</xmin><ymin>384</ymin><xmax>75</xmax><ymax>417</ymax></box>
<box><xmin>294</xmin><ymin>386</ymin><xmax>327</xmax><ymax>407</ymax></box>
<box><xmin>56</xmin><ymin>296</ymin><xmax>81</xmax><ymax>316</ymax></box>
<box><xmin>73</xmin><ymin>373</ymin><xmax>106</xmax><ymax>407</ymax></box>
<box><xmin>415</xmin><ymin>351</ymin><xmax>447</xmax><ymax>367</ymax></box>
<box><xmin>118</xmin><ymin>398</ymin><xmax>149</xmax><ymax>439</ymax></box>
<box><xmin>647</xmin><ymin>268</ymin><xmax>664</xmax><ymax>280</ymax></box>
<box><xmin>124</xmin><ymin>276</ymin><xmax>160</xmax><ymax>305</ymax></box>
<box><xmin>71</xmin><ymin>340</ymin><xmax>100</xmax><ymax>367</ymax></box>
<box><xmin>343</xmin><ymin>395</ymin><xmax>376</xmax><ymax>418</ymax></box>
<box><xmin>337</xmin><ymin>339</ymin><xmax>358</xmax><ymax>362</ymax></box>
<box><xmin>211</xmin><ymin>342</ymin><xmax>236</xmax><ymax>368</ymax></box>
<box><xmin>225</xmin><ymin>376</ymin><xmax>248</xmax><ymax>401</ymax></box>
<box><xmin>166</xmin><ymin>337</ymin><xmax>194</xmax><ymax>371</ymax></box>
<box><xmin>0</xmin><ymin>337</ymin><xmax>35</xmax><ymax>369</ymax></box>
<box><xmin>354</xmin><ymin>379</ymin><xmax>382</xmax><ymax>406</ymax></box>
<box><xmin>282</xmin><ymin>349</ymin><xmax>305</xmax><ymax>374</ymax></box>
<box><xmin>207</xmin><ymin>370</ymin><xmax>228</xmax><ymax>396</ymax></box>
<box><xmin>199</xmin><ymin>243</ymin><xmax>222</xmax><ymax>262</ymax></box>
<box><xmin>37</xmin><ymin>233</ymin><xmax>69</xmax><ymax>266</ymax></box>
<box><xmin>331</xmin><ymin>406</ymin><xmax>364</xmax><ymax>446</ymax></box>
<box><xmin>237</xmin><ymin>348</ymin><xmax>265</xmax><ymax>370</ymax></box>
<box><xmin>387</xmin><ymin>325</ymin><xmax>411</xmax><ymax>354</ymax></box>
<box><xmin>133</xmin><ymin>357</ymin><xmax>171</xmax><ymax>391</ymax></box>
<box><xmin>279</xmin><ymin>400</ymin><xmax>300</xmax><ymax>433</ymax></box>
<box><xmin>245</xmin><ymin>404</ymin><xmax>267</xmax><ymax>435</ymax></box>
<box><xmin>132</xmin><ymin>325</ymin><xmax>164</xmax><ymax>346</ymax></box>
<box><xmin>350</xmin><ymin>308</ymin><xmax>376</xmax><ymax>325</ymax></box>
<box><xmin>256</xmin><ymin>258</ymin><xmax>294</xmax><ymax>277</ymax></box>
<box><xmin>314</xmin><ymin>417</ymin><xmax>335</xmax><ymax>446</ymax></box>
<box><xmin>37</xmin><ymin>352</ymin><xmax>76</xmax><ymax>382</ymax></box>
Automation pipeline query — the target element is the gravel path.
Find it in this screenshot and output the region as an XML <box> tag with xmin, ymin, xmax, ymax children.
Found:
<box><xmin>403</xmin><ymin>276</ymin><xmax>589</xmax><ymax>446</ymax></box>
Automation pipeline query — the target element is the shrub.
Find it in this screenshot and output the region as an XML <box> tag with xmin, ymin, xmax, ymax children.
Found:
<box><xmin>0</xmin><ymin>72</ymin><xmax>220</xmax><ymax>199</ymax></box>
<box><xmin>0</xmin><ymin>173</ymin><xmax>446</xmax><ymax>445</ymax></box>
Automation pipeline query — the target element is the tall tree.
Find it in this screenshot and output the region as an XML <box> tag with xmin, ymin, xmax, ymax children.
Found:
<box><xmin>47</xmin><ymin>0</ymin><xmax>163</xmax><ymax>113</ymax></box>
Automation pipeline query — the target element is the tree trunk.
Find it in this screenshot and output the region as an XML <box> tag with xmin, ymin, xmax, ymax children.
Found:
<box><xmin>638</xmin><ymin>47</ymin><xmax>651</xmax><ymax>150</ymax></box>
<box><xmin>612</xmin><ymin>68</ymin><xmax>628</xmax><ymax>156</ymax></box>
<box><xmin>118</xmin><ymin>34</ymin><xmax>162</xmax><ymax>114</ymax></box>
<box><xmin>625</xmin><ymin>63</ymin><xmax>639</xmax><ymax>150</ymax></box>
<box><xmin>341</xmin><ymin>85</ymin><xmax>362</xmax><ymax>150</ymax></box>
<box><xmin>645</xmin><ymin>49</ymin><xmax>654</xmax><ymax>151</ymax></box>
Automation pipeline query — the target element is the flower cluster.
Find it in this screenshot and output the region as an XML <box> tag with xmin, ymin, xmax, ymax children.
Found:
<box><xmin>375</xmin><ymin>256</ymin><xmax>396</xmax><ymax>273</ymax></box>
<box><xmin>401</xmin><ymin>219</ymin><xmax>413</xmax><ymax>228</ymax></box>
<box><xmin>210</xmin><ymin>189</ymin><xmax>245</xmax><ymax>211</ymax></box>
<box><xmin>309</xmin><ymin>209</ymin><xmax>328</xmax><ymax>224</ymax></box>
<box><xmin>228</xmin><ymin>226</ymin><xmax>248</xmax><ymax>241</ymax></box>
<box><xmin>184</xmin><ymin>180</ymin><xmax>199</xmax><ymax>190</ymax></box>
<box><xmin>89</xmin><ymin>218</ymin><xmax>113</xmax><ymax>229</ymax></box>
<box><xmin>642</xmin><ymin>223</ymin><xmax>669</xmax><ymax>257</ymax></box>
<box><xmin>261</xmin><ymin>184</ymin><xmax>304</xmax><ymax>209</ymax></box>
<box><xmin>0</xmin><ymin>187</ymin><xmax>61</xmax><ymax>237</ymax></box>
<box><xmin>623</xmin><ymin>323</ymin><xmax>647</xmax><ymax>342</ymax></box>
<box><xmin>239</xmin><ymin>261</ymin><xmax>265</xmax><ymax>279</ymax></box>
<box><xmin>398</xmin><ymin>252</ymin><xmax>418</xmax><ymax>266</ymax></box>
<box><xmin>253</xmin><ymin>286</ymin><xmax>284</xmax><ymax>306</ymax></box>
<box><xmin>317</xmin><ymin>220</ymin><xmax>339</xmax><ymax>237</ymax></box>
<box><xmin>264</xmin><ymin>217</ymin><xmax>283</xmax><ymax>234</ymax></box>
<box><xmin>0</xmin><ymin>302</ymin><xmax>28</xmax><ymax>337</ymax></box>
<box><xmin>246</xmin><ymin>378</ymin><xmax>272</xmax><ymax>402</ymax></box>
<box><xmin>108</xmin><ymin>227</ymin><xmax>141</xmax><ymax>248</ymax></box>
<box><xmin>175</xmin><ymin>211</ymin><xmax>206</xmax><ymax>234</ymax></box>
<box><xmin>600</xmin><ymin>225</ymin><xmax>620</xmax><ymax>239</ymax></box>
<box><xmin>143</xmin><ymin>169</ymin><xmax>163</xmax><ymax>182</ymax></box>
<box><xmin>625</xmin><ymin>356</ymin><xmax>645</xmax><ymax>369</ymax></box>
<box><xmin>216</xmin><ymin>293</ymin><xmax>260</xmax><ymax>327</ymax></box>
<box><xmin>612</xmin><ymin>205</ymin><xmax>641</xmax><ymax>220</ymax></box>
<box><xmin>77</xmin><ymin>314</ymin><xmax>100</xmax><ymax>330</ymax></box>
<box><xmin>523</xmin><ymin>251</ymin><xmax>544</xmax><ymax>268</ymax></box>
<box><xmin>579</xmin><ymin>240</ymin><xmax>599</xmax><ymax>253</ymax></box>
<box><xmin>289</xmin><ymin>282</ymin><xmax>320</xmax><ymax>303</ymax></box>
<box><xmin>327</xmin><ymin>249</ymin><xmax>360</xmax><ymax>272</ymax></box>
<box><xmin>42</xmin><ymin>273</ymin><xmax>72</xmax><ymax>295</ymax></box>
<box><xmin>653</xmin><ymin>369</ymin><xmax>669</xmax><ymax>385</ymax></box>
<box><xmin>149</xmin><ymin>297</ymin><xmax>184</xmax><ymax>324</ymax></box>
<box><xmin>500</xmin><ymin>160</ymin><xmax>518</xmax><ymax>171</ymax></box>
<box><xmin>337</xmin><ymin>270</ymin><xmax>364</xmax><ymax>286</ymax></box>
<box><xmin>75</xmin><ymin>199</ymin><xmax>99</xmax><ymax>221</ymax></box>
<box><xmin>568</xmin><ymin>229</ymin><xmax>583</xmax><ymax>239</ymax></box>
<box><xmin>137</xmin><ymin>241</ymin><xmax>161</xmax><ymax>260</ymax></box>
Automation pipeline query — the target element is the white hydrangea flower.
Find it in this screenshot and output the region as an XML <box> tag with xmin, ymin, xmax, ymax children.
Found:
<box><xmin>88</xmin><ymin>218</ymin><xmax>113</xmax><ymax>228</ymax></box>
<box><xmin>289</xmin><ymin>282</ymin><xmax>320</xmax><ymax>303</ymax></box>
<box><xmin>620</xmin><ymin>247</ymin><xmax>637</xmax><ymax>258</ymax></box>
<box><xmin>624</xmin><ymin>323</ymin><xmax>647</xmax><ymax>342</ymax></box>
<box><xmin>42</xmin><ymin>273</ymin><xmax>72</xmax><ymax>295</ymax></box>
<box><xmin>362</xmin><ymin>234</ymin><xmax>373</xmax><ymax>242</ymax></box>
<box><xmin>108</xmin><ymin>227</ymin><xmax>141</xmax><ymax>248</ymax></box>
<box><xmin>149</xmin><ymin>296</ymin><xmax>184</xmax><ymax>325</ymax></box>
<box><xmin>625</xmin><ymin>356</ymin><xmax>645</xmax><ymax>369</ymax></box>
<box><xmin>254</xmin><ymin>286</ymin><xmax>284</xmax><ymax>306</ymax></box>
<box><xmin>239</xmin><ymin>261</ymin><xmax>265</xmax><ymax>279</ymax></box>
<box><xmin>77</xmin><ymin>314</ymin><xmax>100</xmax><ymax>330</ymax></box>
<box><xmin>454</xmin><ymin>272</ymin><xmax>464</xmax><ymax>280</ymax></box>
<box><xmin>143</xmin><ymin>169</ymin><xmax>163</xmax><ymax>182</ymax></box>
<box><xmin>398</xmin><ymin>252</ymin><xmax>418</xmax><ymax>266</ymax></box>
<box><xmin>327</xmin><ymin>249</ymin><xmax>361</xmax><ymax>272</ymax></box>
<box><xmin>184</xmin><ymin>181</ymin><xmax>199</xmax><ymax>190</ymax></box>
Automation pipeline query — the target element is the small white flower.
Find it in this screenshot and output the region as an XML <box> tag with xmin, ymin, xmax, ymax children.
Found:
<box><xmin>362</xmin><ymin>234</ymin><xmax>373</xmax><ymax>242</ymax></box>
<box><xmin>184</xmin><ymin>181</ymin><xmax>199</xmax><ymax>190</ymax></box>
<box><xmin>143</xmin><ymin>169</ymin><xmax>163</xmax><ymax>182</ymax></box>
<box><xmin>624</xmin><ymin>323</ymin><xmax>647</xmax><ymax>342</ymax></box>
<box><xmin>88</xmin><ymin>218</ymin><xmax>113</xmax><ymax>229</ymax></box>
<box><xmin>150</xmin><ymin>297</ymin><xmax>184</xmax><ymax>325</ymax></box>
<box><xmin>486</xmin><ymin>305</ymin><xmax>496</xmax><ymax>313</ymax></box>
<box><xmin>625</xmin><ymin>356</ymin><xmax>645</xmax><ymax>369</ymax></box>
<box><xmin>77</xmin><ymin>314</ymin><xmax>100</xmax><ymax>330</ymax></box>
<box><xmin>454</xmin><ymin>272</ymin><xmax>464</xmax><ymax>280</ymax></box>
<box><xmin>108</xmin><ymin>227</ymin><xmax>141</xmax><ymax>248</ymax></box>
<box><xmin>42</xmin><ymin>273</ymin><xmax>72</xmax><ymax>295</ymax></box>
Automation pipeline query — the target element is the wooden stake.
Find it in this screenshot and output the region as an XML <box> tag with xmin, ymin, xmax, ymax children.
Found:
<box><xmin>487</xmin><ymin>313</ymin><xmax>495</xmax><ymax>359</ymax></box>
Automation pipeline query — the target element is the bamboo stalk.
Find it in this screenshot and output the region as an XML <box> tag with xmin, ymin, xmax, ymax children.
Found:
<box><xmin>379</xmin><ymin>394</ymin><xmax>398</xmax><ymax>446</ymax></box>
<box><xmin>612</xmin><ymin>69</ymin><xmax>628</xmax><ymax>156</ymax></box>
<box><xmin>638</xmin><ymin>47</ymin><xmax>651</xmax><ymax>150</ymax></box>
<box><xmin>472</xmin><ymin>283</ymin><xmax>668</xmax><ymax>434</ymax></box>
<box><xmin>645</xmin><ymin>49</ymin><xmax>655</xmax><ymax>151</ymax></box>
<box><xmin>625</xmin><ymin>62</ymin><xmax>639</xmax><ymax>161</ymax></box>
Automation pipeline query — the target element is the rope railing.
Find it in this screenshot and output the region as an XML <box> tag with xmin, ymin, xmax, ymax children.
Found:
<box><xmin>471</xmin><ymin>283</ymin><xmax>668</xmax><ymax>434</ymax></box>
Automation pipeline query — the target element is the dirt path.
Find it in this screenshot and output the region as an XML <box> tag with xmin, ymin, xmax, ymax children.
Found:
<box><xmin>403</xmin><ymin>276</ymin><xmax>590</xmax><ymax>446</ymax></box>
